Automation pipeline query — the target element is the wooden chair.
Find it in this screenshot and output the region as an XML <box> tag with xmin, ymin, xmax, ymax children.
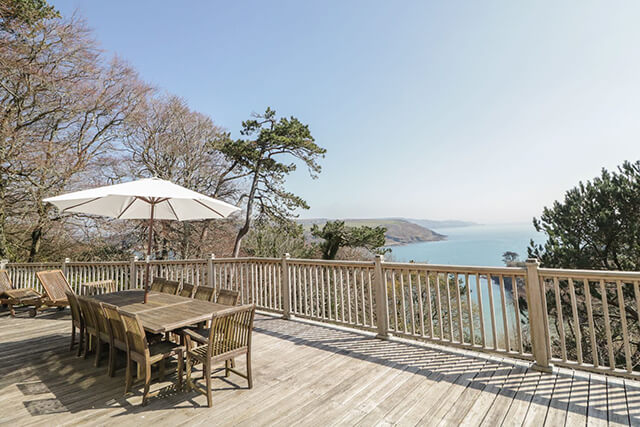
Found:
<box><xmin>160</xmin><ymin>280</ymin><xmax>180</xmax><ymax>295</ymax></box>
<box><xmin>65</xmin><ymin>291</ymin><xmax>84</xmax><ymax>356</ymax></box>
<box><xmin>0</xmin><ymin>269</ymin><xmax>41</xmax><ymax>316</ymax></box>
<box><xmin>185</xmin><ymin>304</ymin><xmax>255</xmax><ymax>407</ymax></box>
<box><xmin>216</xmin><ymin>289</ymin><xmax>240</xmax><ymax>306</ymax></box>
<box><xmin>77</xmin><ymin>296</ymin><xmax>99</xmax><ymax>361</ymax></box>
<box><xmin>119</xmin><ymin>310</ymin><xmax>184</xmax><ymax>406</ymax></box>
<box><xmin>89</xmin><ymin>299</ymin><xmax>112</xmax><ymax>368</ymax></box>
<box><xmin>22</xmin><ymin>270</ymin><xmax>74</xmax><ymax>317</ymax></box>
<box><xmin>101</xmin><ymin>303</ymin><xmax>128</xmax><ymax>377</ymax></box>
<box><xmin>150</xmin><ymin>277</ymin><xmax>167</xmax><ymax>292</ymax></box>
<box><xmin>179</xmin><ymin>282</ymin><xmax>195</xmax><ymax>298</ymax></box>
<box><xmin>193</xmin><ymin>286</ymin><xmax>215</xmax><ymax>302</ymax></box>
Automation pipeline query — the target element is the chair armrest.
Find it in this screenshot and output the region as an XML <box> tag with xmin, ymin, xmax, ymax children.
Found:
<box><xmin>182</xmin><ymin>328</ymin><xmax>208</xmax><ymax>345</ymax></box>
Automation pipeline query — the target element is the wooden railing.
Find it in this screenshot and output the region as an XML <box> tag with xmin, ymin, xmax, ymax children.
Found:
<box><xmin>2</xmin><ymin>255</ymin><xmax>639</xmax><ymax>380</ymax></box>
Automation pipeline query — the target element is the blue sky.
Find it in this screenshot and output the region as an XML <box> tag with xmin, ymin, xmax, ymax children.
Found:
<box><xmin>53</xmin><ymin>1</ymin><xmax>640</xmax><ymax>223</ymax></box>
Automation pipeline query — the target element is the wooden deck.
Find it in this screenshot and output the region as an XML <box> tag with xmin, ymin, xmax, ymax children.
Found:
<box><xmin>1</xmin><ymin>308</ymin><xmax>639</xmax><ymax>426</ymax></box>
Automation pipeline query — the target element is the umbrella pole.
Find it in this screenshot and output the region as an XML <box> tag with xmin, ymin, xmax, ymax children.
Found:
<box><xmin>144</xmin><ymin>203</ymin><xmax>155</xmax><ymax>304</ymax></box>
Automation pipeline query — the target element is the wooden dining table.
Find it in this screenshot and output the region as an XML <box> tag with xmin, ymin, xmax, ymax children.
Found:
<box><xmin>92</xmin><ymin>290</ymin><xmax>228</xmax><ymax>334</ymax></box>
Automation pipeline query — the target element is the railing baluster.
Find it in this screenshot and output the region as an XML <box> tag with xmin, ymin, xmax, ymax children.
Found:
<box><xmin>417</xmin><ymin>273</ymin><xmax>425</xmax><ymax>337</ymax></box>
<box><xmin>390</xmin><ymin>270</ymin><xmax>398</xmax><ymax>331</ymax></box>
<box><xmin>455</xmin><ymin>273</ymin><xmax>463</xmax><ymax>343</ymax></box>
<box><xmin>435</xmin><ymin>273</ymin><xmax>443</xmax><ymax>340</ymax></box>
<box><xmin>476</xmin><ymin>273</ymin><xmax>485</xmax><ymax>348</ymax></box>
<box><xmin>568</xmin><ymin>278</ymin><xmax>583</xmax><ymax>364</ymax></box>
<box><xmin>426</xmin><ymin>272</ymin><xmax>433</xmax><ymax>338</ymax></box>
<box><xmin>499</xmin><ymin>275</ymin><xmax>510</xmax><ymax>352</ymax></box>
<box><xmin>346</xmin><ymin>267</ymin><xmax>352</xmax><ymax>324</ymax></box>
<box><xmin>487</xmin><ymin>273</ymin><xmax>498</xmax><ymax>349</ymax></box>
<box><xmin>408</xmin><ymin>273</ymin><xmax>416</xmax><ymax>335</ymax></box>
<box><xmin>466</xmin><ymin>273</ymin><xmax>474</xmax><ymax>345</ymax></box>
<box><xmin>445</xmin><ymin>273</ymin><xmax>453</xmax><ymax>341</ymax></box>
<box><xmin>512</xmin><ymin>275</ymin><xmax>523</xmax><ymax>354</ymax></box>
<box><xmin>400</xmin><ymin>273</ymin><xmax>407</xmax><ymax>334</ymax></box>
<box><xmin>583</xmin><ymin>279</ymin><xmax>598</xmax><ymax>368</ymax></box>
<box><xmin>616</xmin><ymin>280</ymin><xmax>632</xmax><ymax>373</ymax></box>
<box><xmin>553</xmin><ymin>277</ymin><xmax>567</xmax><ymax>362</ymax></box>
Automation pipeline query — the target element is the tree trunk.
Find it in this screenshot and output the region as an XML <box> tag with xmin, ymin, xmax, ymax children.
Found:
<box><xmin>232</xmin><ymin>161</ymin><xmax>262</xmax><ymax>258</ymax></box>
<box><xmin>28</xmin><ymin>226</ymin><xmax>42</xmax><ymax>262</ymax></box>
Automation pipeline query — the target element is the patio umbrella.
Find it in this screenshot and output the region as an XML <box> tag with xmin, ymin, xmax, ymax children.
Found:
<box><xmin>43</xmin><ymin>177</ymin><xmax>240</xmax><ymax>303</ymax></box>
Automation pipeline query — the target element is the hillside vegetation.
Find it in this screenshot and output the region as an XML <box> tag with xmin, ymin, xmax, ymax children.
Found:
<box><xmin>298</xmin><ymin>218</ymin><xmax>446</xmax><ymax>246</ymax></box>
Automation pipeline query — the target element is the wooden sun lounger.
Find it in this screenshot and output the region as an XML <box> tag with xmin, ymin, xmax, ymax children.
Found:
<box><xmin>21</xmin><ymin>270</ymin><xmax>75</xmax><ymax>317</ymax></box>
<box><xmin>0</xmin><ymin>270</ymin><xmax>41</xmax><ymax>316</ymax></box>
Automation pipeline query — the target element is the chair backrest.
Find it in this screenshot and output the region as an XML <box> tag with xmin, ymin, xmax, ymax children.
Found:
<box><xmin>77</xmin><ymin>296</ymin><xmax>96</xmax><ymax>331</ymax></box>
<box><xmin>119</xmin><ymin>310</ymin><xmax>149</xmax><ymax>356</ymax></box>
<box><xmin>89</xmin><ymin>299</ymin><xmax>110</xmax><ymax>338</ymax></box>
<box><xmin>207</xmin><ymin>304</ymin><xmax>255</xmax><ymax>358</ymax></box>
<box><xmin>179</xmin><ymin>282</ymin><xmax>195</xmax><ymax>298</ymax></box>
<box><xmin>0</xmin><ymin>270</ymin><xmax>13</xmax><ymax>292</ymax></box>
<box><xmin>193</xmin><ymin>285</ymin><xmax>215</xmax><ymax>302</ymax></box>
<box><xmin>36</xmin><ymin>270</ymin><xmax>73</xmax><ymax>303</ymax></box>
<box><xmin>150</xmin><ymin>277</ymin><xmax>167</xmax><ymax>292</ymax></box>
<box><xmin>217</xmin><ymin>289</ymin><xmax>240</xmax><ymax>306</ymax></box>
<box><xmin>102</xmin><ymin>303</ymin><xmax>127</xmax><ymax>348</ymax></box>
<box><xmin>160</xmin><ymin>280</ymin><xmax>180</xmax><ymax>295</ymax></box>
<box><xmin>65</xmin><ymin>291</ymin><xmax>82</xmax><ymax>327</ymax></box>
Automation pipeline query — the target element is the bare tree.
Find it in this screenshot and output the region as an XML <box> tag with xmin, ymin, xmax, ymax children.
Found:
<box><xmin>123</xmin><ymin>95</ymin><xmax>239</xmax><ymax>258</ymax></box>
<box><xmin>1</xmin><ymin>14</ymin><xmax>150</xmax><ymax>260</ymax></box>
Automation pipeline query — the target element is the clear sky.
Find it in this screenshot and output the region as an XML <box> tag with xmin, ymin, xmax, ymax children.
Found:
<box><xmin>52</xmin><ymin>1</ymin><xmax>640</xmax><ymax>223</ymax></box>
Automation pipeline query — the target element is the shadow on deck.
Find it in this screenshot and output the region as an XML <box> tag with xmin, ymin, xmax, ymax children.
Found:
<box><xmin>0</xmin><ymin>307</ymin><xmax>638</xmax><ymax>426</ymax></box>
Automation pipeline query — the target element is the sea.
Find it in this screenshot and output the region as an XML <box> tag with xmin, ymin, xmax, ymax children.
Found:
<box><xmin>387</xmin><ymin>222</ymin><xmax>545</xmax><ymax>267</ymax></box>
<box><xmin>386</xmin><ymin>223</ymin><xmax>545</xmax><ymax>347</ymax></box>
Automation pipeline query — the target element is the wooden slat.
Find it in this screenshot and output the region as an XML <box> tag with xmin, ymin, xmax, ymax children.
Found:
<box><xmin>583</xmin><ymin>279</ymin><xmax>598</xmax><ymax>368</ymax></box>
<box><xmin>568</xmin><ymin>278</ymin><xmax>583</xmax><ymax>365</ymax></box>
<box><xmin>616</xmin><ymin>280</ymin><xmax>632</xmax><ymax>373</ymax></box>
<box><xmin>600</xmin><ymin>280</ymin><xmax>615</xmax><ymax>370</ymax></box>
<box><xmin>498</xmin><ymin>275</ymin><xmax>510</xmax><ymax>352</ymax></box>
<box><xmin>553</xmin><ymin>277</ymin><xmax>567</xmax><ymax>362</ymax></box>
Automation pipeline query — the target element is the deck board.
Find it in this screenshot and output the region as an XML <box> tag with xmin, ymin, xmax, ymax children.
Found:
<box><xmin>1</xmin><ymin>308</ymin><xmax>638</xmax><ymax>426</ymax></box>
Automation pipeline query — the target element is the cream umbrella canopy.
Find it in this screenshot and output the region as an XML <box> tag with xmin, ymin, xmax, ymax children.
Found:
<box><xmin>43</xmin><ymin>177</ymin><xmax>240</xmax><ymax>303</ymax></box>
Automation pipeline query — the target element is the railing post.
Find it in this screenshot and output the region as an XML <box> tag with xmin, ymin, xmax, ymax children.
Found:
<box><xmin>281</xmin><ymin>253</ymin><xmax>291</xmax><ymax>319</ymax></box>
<box><xmin>374</xmin><ymin>254</ymin><xmax>390</xmax><ymax>339</ymax></box>
<box><xmin>208</xmin><ymin>253</ymin><xmax>215</xmax><ymax>289</ymax></box>
<box><xmin>130</xmin><ymin>256</ymin><xmax>138</xmax><ymax>290</ymax></box>
<box><xmin>0</xmin><ymin>259</ymin><xmax>8</xmax><ymax>270</ymax></box>
<box><xmin>62</xmin><ymin>257</ymin><xmax>70</xmax><ymax>277</ymax></box>
<box><xmin>525</xmin><ymin>258</ymin><xmax>552</xmax><ymax>373</ymax></box>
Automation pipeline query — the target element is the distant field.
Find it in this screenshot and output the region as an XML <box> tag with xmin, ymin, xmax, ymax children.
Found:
<box><xmin>297</xmin><ymin>218</ymin><xmax>446</xmax><ymax>246</ymax></box>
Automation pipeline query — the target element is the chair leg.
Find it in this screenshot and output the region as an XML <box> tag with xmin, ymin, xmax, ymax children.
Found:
<box><xmin>204</xmin><ymin>362</ymin><xmax>212</xmax><ymax>408</ymax></box>
<box><xmin>94</xmin><ymin>337</ymin><xmax>102</xmax><ymax>368</ymax></box>
<box><xmin>70</xmin><ymin>325</ymin><xmax>76</xmax><ymax>351</ymax></box>
<box><xmin>125</xmin><ymin>357</ymin><xmax>132</xmax><ymax>395</ymax></box>
<box><xmin>82</xmin><ymin>332</ymin><xmax>90</xmax><ymax>359</ymax></box>
<box><xmin>76</xmin><ymin>325</ymin><xmax>84</xmax><ymax>357</ymax></box>
<box><xmin>186</xmin><ymin>353</ymin><xmax>193</xmax><ymax>391</ymax></box>
<box><xmin>142</xmin><ymin>362</ymin><xmax>152</xmax><ymax>406</ymax></box>
<box><xmin>224</xmin><ymin>360</ymin><xmax>230</xmax><ymax>377</ymax></box>
<box><xmin>177</xmin><ymin>351</ymin><xmax>183</xmax><ymax>391</ymax></box>
<box><xmin>108</xmin><ymin>345</ymin><xmax>115</xmax><ymax>377</ymax></box>
<box><xmin>246</xmin><ymin>353</ymin><xmax>252</xmax><ymax>389</ymax></box>
<box><xmin>8</xmin><ymin>303</ymin><xmax>15</xmax><ymax>317</ymax></box>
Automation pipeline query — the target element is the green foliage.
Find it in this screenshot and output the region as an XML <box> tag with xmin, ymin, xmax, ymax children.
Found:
<box><xmin>244</xmin><ymin>219</ymin><xmax>315</xmax><ymax>258</ymax></box>
<box><xmin>222</xmin><ymin>107</ymin><xmax>326</xmax><ymax>256</ymax></box>
<box><xmin>311</xmin><ymin>220</ymin><xmax>388</xmax><ymax>260</ymax></box>
<box><xmin>528</xmin><ymin>161</ymin><xmax>640</xmax><ymax>270</ymax></box>
<box><xmin>0</xmin><ymin>0</ymin><xmax>59</xmax><ymax>29</ymax></box>
<box><xmin>502</xmin><ymin>251</ymin><xmax>524</xmax><ymax>267</ymax></box>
